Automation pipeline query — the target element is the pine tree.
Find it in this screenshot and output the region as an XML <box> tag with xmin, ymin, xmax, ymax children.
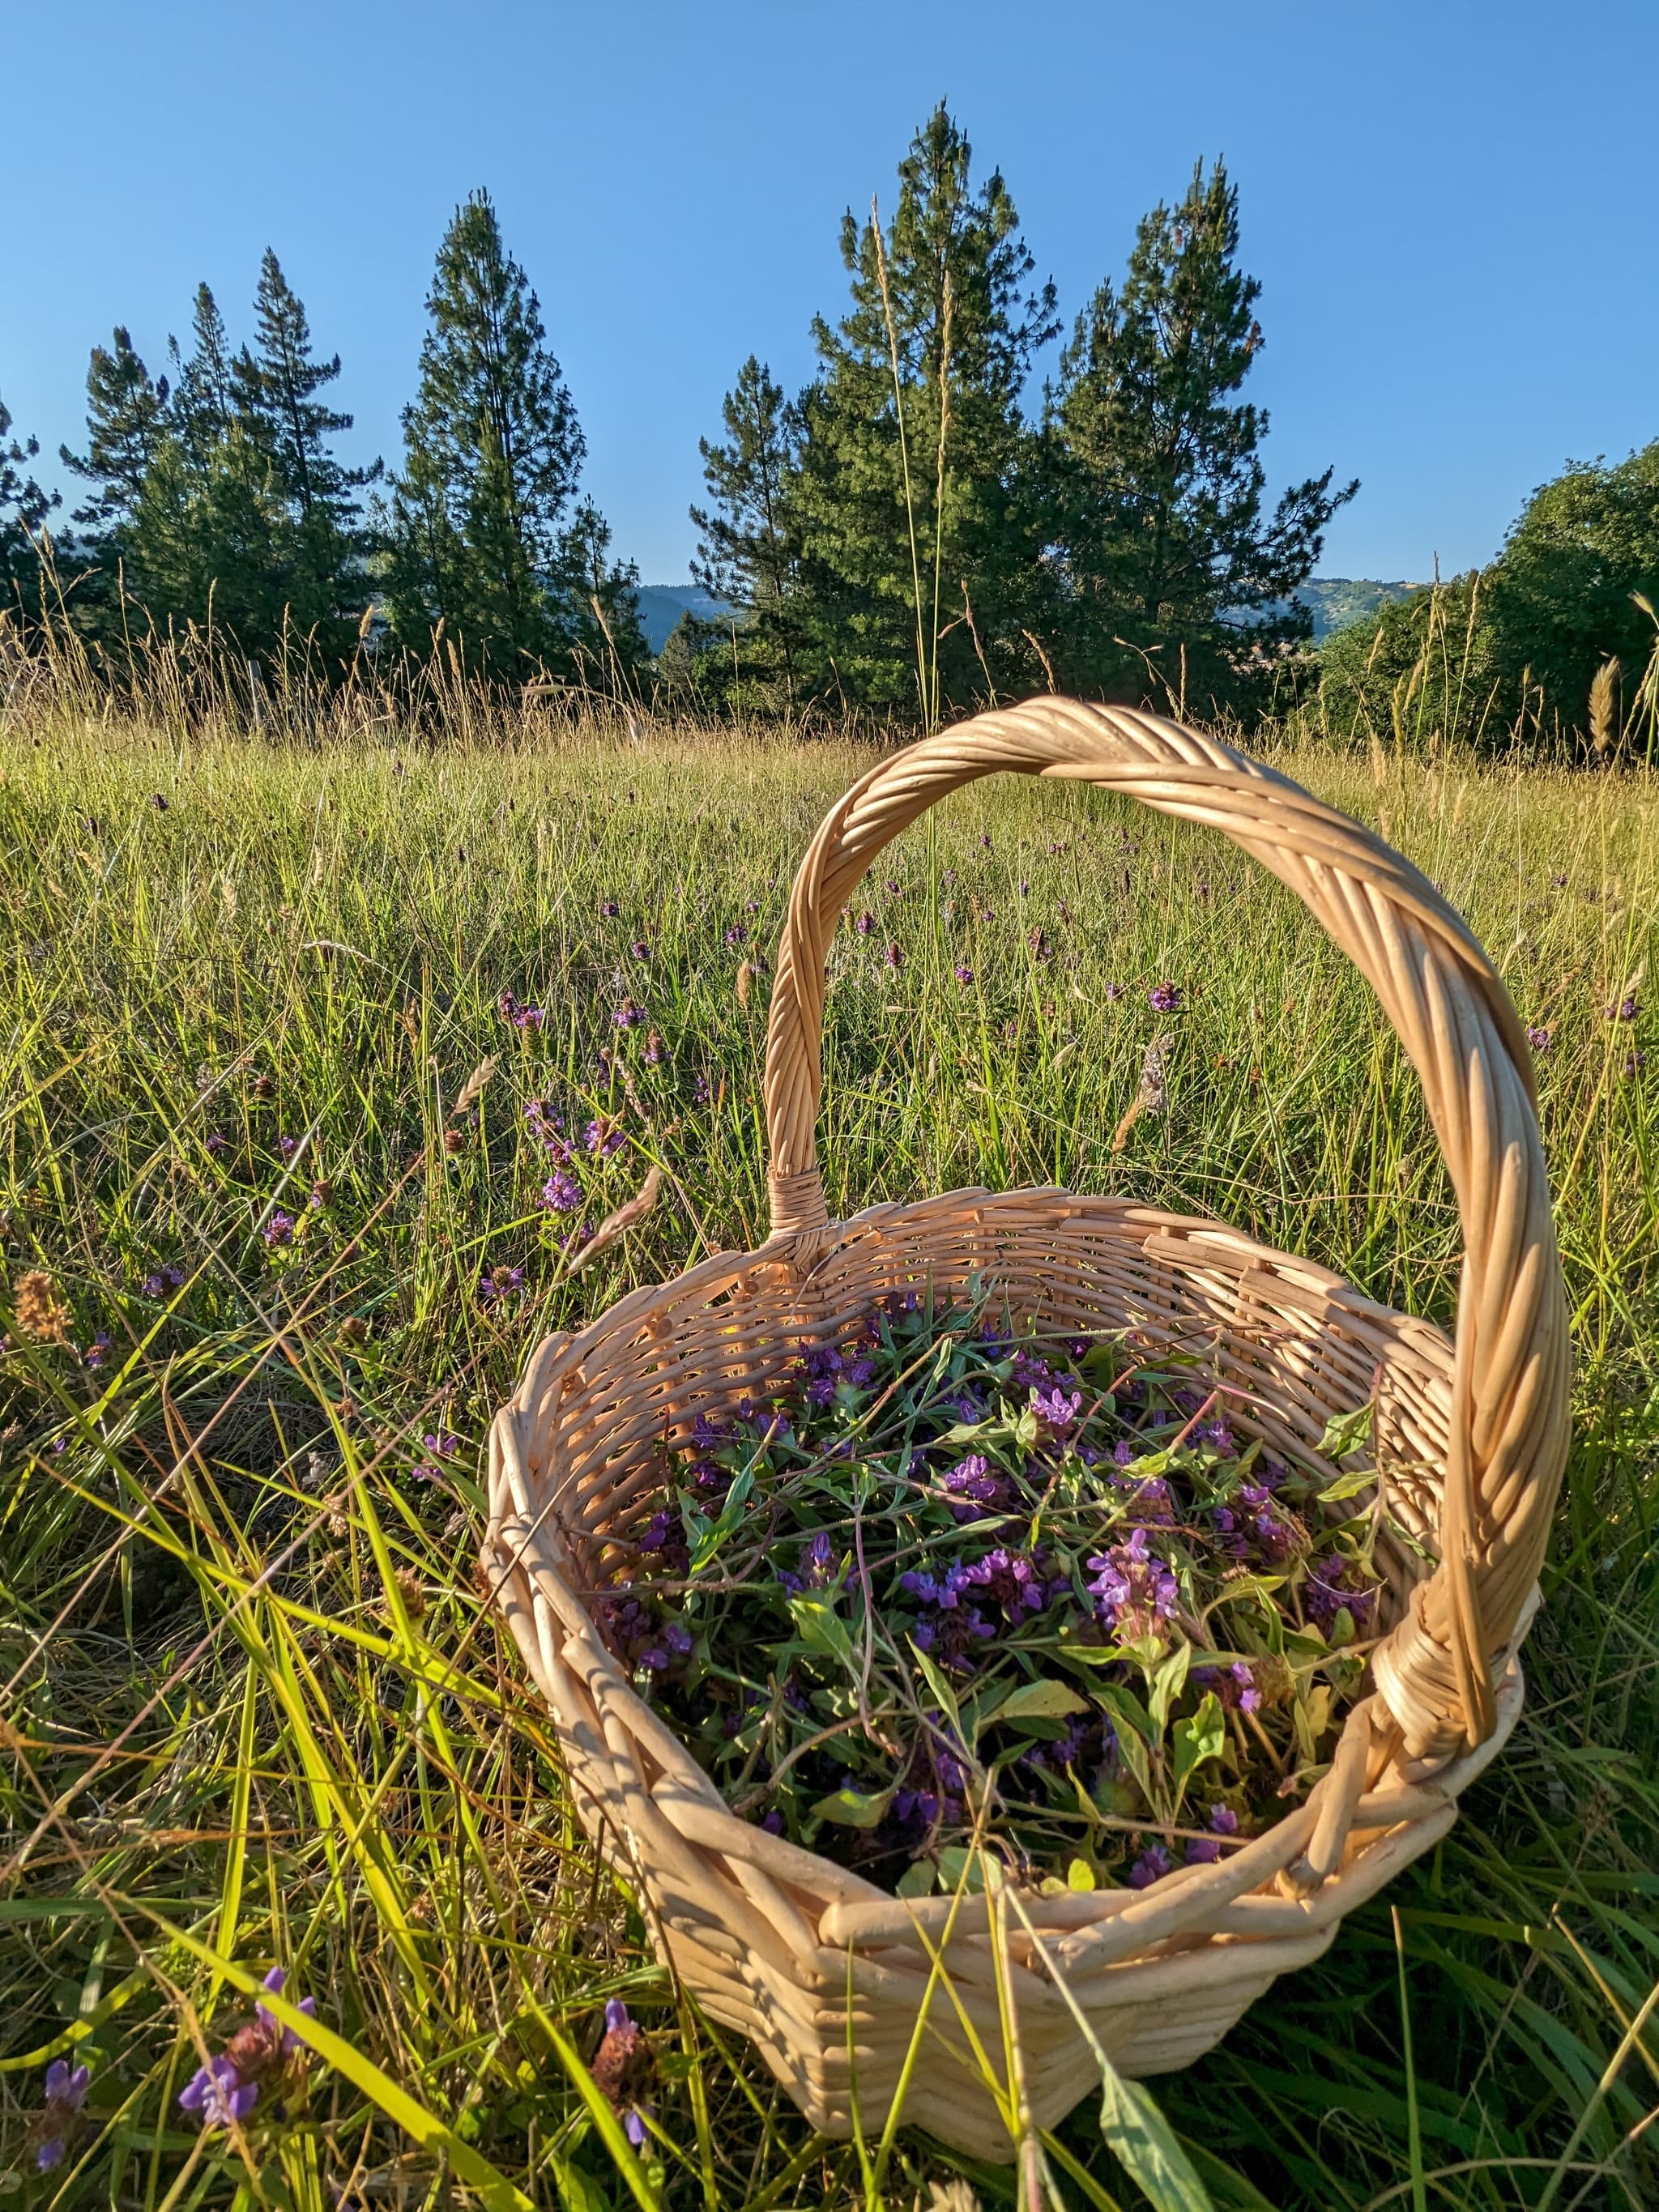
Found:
<box><xmin>232</xmin><ymin>250</ymin><xmax>377</xmax><ymax>642</ymax></box>
<box><xmin>557</xmin><ymin>497</ymin><xmax>652</xmax><ymax>694</ymax></box>
<box><xmin>126</xmin><ymin>422</ymin><xmax>297</xmax><ymax>650</ymax></box>
<box><xmin>689</xmin><ymin>356</ymin><xmax>804</xmax><ymax>706</ymax></box>
<box><xmin>167</xmin><ymin>284</ymin><xmax>237</xmax><ymax>470</ymax></box>
<box><xmin>790</xmin><ymin>104</ymin><xmax>1060</xmax><ymax>717</ymax></box>
<box><xmin>1</xmin><ymin>393</ymin><xmax>60</xmax><ymax>611</ymax></box>
<box><xmin>1048</xmin><ymin>160</ymin><xmax>1354</xmax><ymax>714</ymax></box>
<box><xmin>59</xmin><ymin>328</ymin><xmax>170</xmax><ymax>536</ymax></box>
<box><xmin>386</xmin><ymin>191</ymin><xmax>587</xmax><ymax>672</ymax></box>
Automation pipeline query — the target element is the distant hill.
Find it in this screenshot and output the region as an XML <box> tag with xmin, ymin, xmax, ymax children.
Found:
<box><xmin>1294</xmin><ymin>578</ymin><xmax>1420</xmax><ymax>641</ymax></box>
<box><xmin>634</xmin><ymin>583</ymin><xmax>732</xmax><ymax>653</ymax></box>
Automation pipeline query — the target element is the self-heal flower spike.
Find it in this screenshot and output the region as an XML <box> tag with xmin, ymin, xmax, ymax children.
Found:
<box><xmin>591</xmin><ymin>1999</ymin><xmax>655</xmax><ymax>2148</ymax></box>
<box><xmin>262</xmin><ymin>1211</ymin><xmax>295</xmax><ymax>1249</ymax></box>
<box><xmin>613</xmin><ymin>998</ymin><xmax>646</xmax><ymax>1029</ymax></box>
<box><xmin>179</xmin><ymin>2054</ymin><xmax>258</xmax><ymax>2129</ymax></box>
<box><xmin>1526</xmin><ymin>1024</ymin><xmax>1553</xmax><ymax>1052</ymax></box>
<box><xmin>34</xmin><ymin>2058</ymin><xmax>90</xmax><ymax>2172</ymax></box>
<box><xmin>1149</xmin><ymin>982</ymin><xmax>1183</xmax><ymax>1012</ymax></box>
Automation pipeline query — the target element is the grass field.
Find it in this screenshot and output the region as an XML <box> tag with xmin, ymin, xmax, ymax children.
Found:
<box><xmin>0</xmin><ymin>694</ymin><xmax>1655</xmax><ymax>2210</ymax></box>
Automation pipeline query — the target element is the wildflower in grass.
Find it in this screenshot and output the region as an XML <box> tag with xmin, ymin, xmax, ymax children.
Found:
<box><xmin>1229</xmin><ymin>1660</ymin><xmax>1262</xmax><ymax>1712</ymax></box>
<box><xmin>309</xmin><ymin>1179</ymin><xmax>333</xmax><ymax>1209</ymax></box>
<box><xmin>1527</xmin><ymin>1024</ymin><xmax>1553</xmax><ymax>1053</ymax></box>
<box><xmin>1019</xmin><ymin>879</ymin><xmax>1030</xmax><ymax>897</ymax></box>
<box><xmin>592</xmin><ymin>1998</ymin><xmax>655</xmax><ymax>2148</ymax></box>
<box><xmin>693</xmin><ymin>1072</ymin><xmax>712</xmax><ymax>1106</ymax></box>
<box><xmin>180</xmin><ymin>2056</ymin><xmax>256</xmax><ymax>2129</ymax></box>
<box><xmin>278</xmin><ymin>1134</ymin><xmax>298</xmax><ymax>1160</ymax></box>
<box><xmin>149</xmin><ymin>791</ymin><xmax>168</xmax><ymax>811</ymax></box>
<box><xmin>497</xmin><ymin>991</ymin><xmax>520</xmax><ymax>1023</ymax></box>
<box><xmin>542</xmin><ymin>1166</ymin><xmax>582</xmax><ymax>1213</ymax></box>
<box><xmin>1030</xmin><ymin>1381</ymin><xmax>1084</xmax><ymax>1437</ymax></box>
<box><xmin>479</xmin><ymin>1263</ymin><xmax>524</xmax><ymax>1302</ymax></box>
<box><xmin>84</xmin><ymin>1331</ymin><xmax>111</xmax><ymax>1370</ymax></box>
<box><xmin>855</xmin><ymin>911</ymin><xmax>875</xmax><ymax>936</ymax></box>
<box><xmin>630</xmin><ymin>939</ymin><xmax>650</xmax><ymax>960</ymax></box>
<box><xmin>141</xmin><ymin>1265</ymin><xmax>186</xmax><ymax>1298</ymax></box>
<box><xmin>1103</xmin><ymin>982</ymin><xmax>1124</xmax><ymax>1001</ymax></box>
<box><xmin>884</xmin><ymin>941</ymin><xmax>902</xmax><ymax>970</ymax></box>
<box><xmin>1627</xmin><ymin>1050</ymin><xmax>1647</xmax><ymax>1076</ymax></box>
<box><xmin>954</xmin><ymin>963</ymin><xmax>975</xmax><ymax>986</ymax></box>
<box><xmin>980</xmin><ymin>832</ymin><xmax>993</xmax><ymax>848</ymax></box>
<box><xmin>1608</xmin><ymin>995</ymin><xmax>1639</xmax><ymax>1021</ymax></box>
<box><xmin>1128</xmin><ymin>1842</ymin><xmax>1172</xmax><ymax>1887</ymax></box>
<box><xmin>586</xmin><ymin>1115</ymin><xmax>625</xmax><ymax>1158</ymax></box>
<box><xmin>424</xmin><ymin>1431</ymin><xmax>459</xmax><ymax>1457</ymax></box>
<box><xmin>613</xmin><ymin>997</ymin><xmax>645</xmax><ymax>1029</ymax></box>
<box><xmin>514</xmin><ymin>1005</ymin><xmax>546</xmax><ymax>1032</ymax></box>
<box><xmin>643</xmin><ymin>1029</ymin><xmax>665</xmax><ymax>1065</ymax></box>
<box><xmin>1149</xmin><ymin>982</ymin><xmax>1182</xmax><ymax>1012</ymax></box>
<box><xmin>776</xmin><ymin>1529</ymin><xmax>845</xmax><ymax>1595</ymax></box>
<box><xmin>962</xmin><ymin>1545</ymin><xmax>1047</xmax><ymax>1624</ymax></box>
<box><xmin>746</xmin><ymin>897</ymin><xmax>761</xmax><ymax>914</ymax></box>
<box><xmin>262</xmin><ymin>1211</ymin><xmax>295</xmax><ymax>1249</ymax></box>
<box><xmin>561</xmin><ymin>1223</ymin><xmax>594</xmax><ymax>1257</ymax></box>
<box><xmin>32</xmin><ymin>2056</ymin><xmax>90</xmax><ymax>2172</ymax></box>
<box><xmin>724</xmin><ymin>924</ymin><xmax>747</xmax><ymax>946</ymax></box>
<box><xmin>181</xmin><ymin>1967</ymin><xmax>315</xmax><ymax>2132</ymax></box>
<box><xmin>13</xmin><ymin>1271</ymin><xmax>70</xmax><ymax>1344</ymax></box>
<box><xmin>1551</xmin><ymin>872</ymin><xmax>1567</xmax><ymax>888</ymax></box>
<box><xmin>599</xmin><ymin>898</ymin><xmax>620</xmax><ymax>917</ymax></box>
<box><xmin>885</xmin><ymin>879</ymin><xmax>901</xmax><ymax>896</ymax></box>
<box><xmin>205</xmin><ymin>1130</ymin><xmax>228</xmax><ymax>1155</ymax></box>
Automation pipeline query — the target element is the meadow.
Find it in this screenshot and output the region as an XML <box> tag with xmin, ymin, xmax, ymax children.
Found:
<box><xmin>0</xmin><ymin>675</ymin><xmax>1655</xmax><ymax>2210</ymax></box>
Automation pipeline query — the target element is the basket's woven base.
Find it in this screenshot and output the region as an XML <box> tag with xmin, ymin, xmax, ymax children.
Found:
<box><xmin>486</xmin><ymin>1189</ymin><xmax>1536</xmax><ymax>2162</ymax></box>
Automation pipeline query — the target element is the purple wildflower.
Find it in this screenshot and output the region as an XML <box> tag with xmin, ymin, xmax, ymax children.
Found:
<box><xmin>1149</xmin><ymin>982</ymin><xmax>1183</xmax><ymax>1013</ymax></box>
<box><xmin>1608</xmin><ymin>995</ymin><xmax>1639</xmax><ymax>1022</ymax></box>
<box><xmin>1103</xmin><ymin>982</ymin><xmax>1124</xmax><ymax>1001</ymax></box>
<box><xmin>1128</xmin><ymin>1843</ymin><xmax>1173</xmax><ymax>1887</ymax></box>
<box><xmin>855</xmin><ymin>911</ymin><xmax>875</xmax><ymax>936</ymax></box>
<box><xmin>142</xmin><ymin>1265</ymin><xmax>186</xmax><ymax>1298</ymax></box>
<box><xmin>725</xmin><ymin>925</ymin><xmax>747</xmax><ymax>947</ymax></box>
<box><xmin>1527</xmin><ymin>1025</ymin><xmax>1553</xmax><ymax>1053</ymax></box>
<box><xmin>541</xmin><ymin>1166</ymin><xmax>582</xmax><ymax>1213</ymax></box>
<box><xmin>180</xmin><ymin>2056</ymin><xmax>258</xmax><ymax>2129</ymax></box>
<box><xmin>514</xmin><ymin>1005</ymin><xmax>546</xmax><ymax>1032</ymax></box>
<box><xmin>592</xmin><ymin>1998</ymin><xmax>655</xmax><ymax>2148</ymax></box>
<box><xmin>33</xmin><ymin>2058</ymin><xmax>90</xmax><ymax>2173</ymax></box>
<box><xmin>278</xmin><ymin>1135</ymin><xmax>298</xmax><ymax>1159</ymax></box>
<box><xmin>630</xmin><ymin>940</ymin><xmax>650</xmax><ymax>960</ymax></box>
<box><xmin>586</xmin><ymin>1116</ymin><xmax>626</xmax><ymax>1158</ymax></box>
<box><xmin>961</xmin><ymin>1546</ymin><xmax>1047</xmax><ymax>1624</ymax></box>
<box><xmin>693</xmin><ymin>1073</ymin><xmax>712</xmax><ymax>1105</ymax></box>
<box><xmin>1085</xmin><ymin>1526</ymin><xmax>1178</xmax><ymax>1639</ymax></box>
<box><xmin>940</xmin><ymin>1453</ymin><xmax>1001</xmax><ymax>1521</ymax></box>
<box><xmin>599</xmin><ymin>899</ymin><xmax>621</xmax><ymax>917</ymax></box>
<box><xmin>1030</xmin><ymin>1382</ymin><xmax>1083</xmax><ymax>1438</ymax></box>
<box><xmin>613</xmin><ymin>997</ymin><xmax>646</xmax><ymax>1029</ymax></box>
<box><xmin>205</xmin><ymin>1130</ymin><xmax>228</xmax><ymax>1155</ymax></box>
<box><xmin>884</xmin><ymin>941</ymin><xmax>902</xmax><ymax>969</ymax></box>
<box><xmin>478</xmin><ymin>1263</ymin><xmax>524</xmax><ymax>1301</ymax></box>
<box><xmin>1230</xmin><ymin>1660</ymin><xmax>1261</xmax><ymax>1713</ymax></box>
<box><xmin>954</xmin><ymin>964</ymin><xmax>975</xmax><ymax>986</ymax></box>
<box><xmin>1185</xmin><ymin>1803</ymin><xmax>1240</xmax><ymax>1865</ymax></box>
<box><xmin>262</xmin><ymin>1213</ymin><xmax>294</xmax><ymax>1250</ymax></box>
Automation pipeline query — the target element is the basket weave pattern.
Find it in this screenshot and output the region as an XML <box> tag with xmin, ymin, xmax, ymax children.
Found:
<box><xmin>484</xmin><ymin>702</ymin><xmax>1569</xmax><ymax>2159</ymax></box>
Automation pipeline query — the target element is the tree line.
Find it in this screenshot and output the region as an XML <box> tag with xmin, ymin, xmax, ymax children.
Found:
<box><xmin>3</xmin><ymin>102</ymin><xmax>1656</xmax><ymax>747</ymax></box>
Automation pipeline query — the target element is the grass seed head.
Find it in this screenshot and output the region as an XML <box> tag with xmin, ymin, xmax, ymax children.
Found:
<box><xmin>12</xmin><ymin>1269</ymin><xmax>70</xmax><ymax>1343</ymax></box>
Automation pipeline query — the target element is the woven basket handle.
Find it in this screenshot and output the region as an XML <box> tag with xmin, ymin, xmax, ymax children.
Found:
<box><xmin>761</xmin><ymin>698</ymin><xmax>1569</xmax><ymax>1759</ymax></box>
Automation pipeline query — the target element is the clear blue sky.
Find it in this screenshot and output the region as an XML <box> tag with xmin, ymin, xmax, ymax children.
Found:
<box><xmin>6</xmin><ymin>0</ymin><xmax>1654</xmax><ymax>586</ymax></box>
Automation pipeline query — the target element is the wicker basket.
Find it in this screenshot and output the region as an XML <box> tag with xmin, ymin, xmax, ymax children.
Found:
<box><xmin>484</xmin><ymin>701</ymin><xmax>1569</xmax><ymax>2161</ymax></box>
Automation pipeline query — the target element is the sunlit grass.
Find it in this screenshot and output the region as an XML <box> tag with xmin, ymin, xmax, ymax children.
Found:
<box><xmin>0</xmin><ymin>697</ymin><xmax>1655</xmax><ymax>2208</ymax></box>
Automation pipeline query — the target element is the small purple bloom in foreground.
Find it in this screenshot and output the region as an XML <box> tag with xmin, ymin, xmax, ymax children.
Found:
<box><xmin>478</xmin><ymin>1263</ymin><xmax>524</xmax><ymax>1301</ymax></box>
<box><xmin>85</xmin><ymin>1331</ymin><xmax>111</xmax><ymax>1370</ymax></box>
<box><xmin>1526</xmin><ymin>1025</ymin><xmax>1553</xmax><ymax>1053</ymax></box>
<box><xmin>277</xmin><ymin>1135</ymin><xmax>297</xmax><ymax>1159</ymax></box>
<box><xmin>884</xmin><ymin>941</ymin><xmax>902</xmax><ymax>970</ymax></box>
<box><xmin>630</xmin><ymin>939</ymin><xmax>650</xmax><ymax>960</ymax></box>
<box><xmin>599</xmin><ymin>899</ymin><xmax>620</xmax><ymax>917</ymax></box>
<box><xmin>34</xmin><ymin>2057</ymin><xmax>90</xmax><ymax>2172</ymax></box>
<box><xmin>1149</xmin><ymin>982</ymin><xmax>1183</xmax><ymax>1013</ymax></box>
<box><xmin>542</xmin><ymin>1167</ymin><xmax>582</xmax><ymax>1214</ymax></box>
<box><xmin>205</xmin><ymin>1130</ymin><xmax>228</xmax><ymax>1155</ymax></box>
<box><xmin>613</xmin><ymin>997</ymin><xmax>646</xmax><ymax>1029</ymax></box>
<box><xmin>855</xmin><ymin>911</ymin><xmax>875</xmax><ymax>936</ymax></box>
<box><xmin>180</xmin><ymin>2054</ymin><xmax>258</xmax><ymax>2128</ymax></box>
<box><xmin>592</xmin><ymin>1998</ymin><xmax>655</xmax><ymax>2149</ymax></box>
<box><xmin>725</xmin><ymin>924</ymin><xmax>747</xmax><ymax>946</ymax></box>
<box><xmin>262</xmin><ymin>1213</ymin><xmax>295</xmax><ymax>1250</ymax></box>
<box><xmin>954</xmin><ymin>964</ymin><xmax>975</xmax><ymax>986</ymax></box>
<box><xmin>1607</xmin><ymin>995</ymin><xmax>1639</xmax><ymax>1022</ymax></box>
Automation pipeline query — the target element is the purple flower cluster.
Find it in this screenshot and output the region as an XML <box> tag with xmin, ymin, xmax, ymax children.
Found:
<box><xmin>32</xmin><ymin>2058</ymin><xmax>90</xmax><ymax>2173</ymax></box>
<box><xmin>1086</xmin><ymin>1526</ymin><xmax>1179</xmax><ymax>1639</ymax></box>
<box><xmin>179</xmin><ymin>1968</ymin><xmax>315</xmax><ymax>2131</ymax></box>
<box><xmin>1149</xmin><ymin>982</ymin><xmax>1183</xmax><ymax>1013</ymax></box>
<box><xmin>497</xmin><ymin>991</ymin><xmax>546</xmax><ymax>1031</ymax></box>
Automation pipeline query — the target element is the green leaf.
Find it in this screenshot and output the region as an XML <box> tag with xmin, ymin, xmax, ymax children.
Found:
<box><xmin>1318</xmin><ymin>1464</ymin><xmax>1380</xmax><ymax>1503</ymax></box>
<box><xmin>1096</xmin><ymin>1681</ymin><xmax>1156</xmax><ymax>1745</ymax></box>
<box><xmin>895</xmin><ymin>1859</ymin><xmax>936</xmax><ymax>1899</ymax></box>
<box><xmin>1316</xmin><ymin>1404</ymin><xmax>1375</xmax><ymax>1460</ymax></box>
<box><xmin>1171</xmin><ymin>1691</ymin><xmax>1226</xmax><ymax>1807</ymax></box>
<box><xmin>684</xmin><ymin>1464</ymin><xmax>755</xmax><ymax>1572</ymax></box>
<box><xmin>811</xmin><ymin>1785</ymin><xmax>894</xmax><ymax>1829</ymax></box>
<box><xmin>907</xmin><ymin>1637</ymin><xmax>962</xmax><ymax>1733</ymax></box>
<box><xmin>996</xmin><ymin>1678</ymin><xmax>1090</xmax><ymax>1727</ymax></box>
<box><xmin>1149</xmin><ymin>1646</ymin><xmax>1192</xmax><ymax>1737</ymax></box>
<box><xmin>1096</xmin><ymin>2061</ymin><xmax>1217</xmax><ymax>2212</ymax></box>
<box><xmin>787</xmin><ymin>1596</ymin><xmax>854</xmax><ymax>1666</ymax></box>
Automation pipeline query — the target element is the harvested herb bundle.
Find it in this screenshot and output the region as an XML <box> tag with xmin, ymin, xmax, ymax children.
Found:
<box><xmin>591</xmin><ymin>1291</ymin><xmax>1386</xmax><ymax>1895</ymax></box>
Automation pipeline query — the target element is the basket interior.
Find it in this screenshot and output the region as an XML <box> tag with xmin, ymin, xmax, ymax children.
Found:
<box><xmin>527</xmin><ymin>1191</ymin><xmax>1453</xmax><ymax>1639</ymax></box>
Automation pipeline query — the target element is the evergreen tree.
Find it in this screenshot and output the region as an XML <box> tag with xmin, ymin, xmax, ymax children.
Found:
<box><xmin>385</xmin><ymin>190</ymin><xmax>588</xmax><ymax>671</ymax></box>
<box><xmin>167</xmin><ymin>284</ymin><xmax>237</xmax><ymax>470</ymax></box>
<box><xmin>59</xmin><ymin>328</ymin><xmax>170</xmax><ymax>536</ymax></box>
<box><xmin>126</xmin><ymin>422</ymin><xmax>298</xmax><ymax>650</ymax></box>
<box><xmin>689</xmin><ymin>356</ymin><xmax>804</xmax><ymax>706</ymax></box>
<box><xmin>1048</xmin><ymin>160</ymin><xmax>1354</xmax><ymax>714</ymax></box>
<box><xmin>231</xmin><ymin>249</ymin><xmax>377</xmax><ymax>641</ymax></box>
<box><xmin>1</xmin><ymin>393</ymin><xmax>60</xmax><ymax>611</ymax></box>
<box><xmin>789</xmin><ymin>104</ymin><xmax>1060</xmax><ymax>717</ymax></box>
<box><xmin>557</xmin><ymin>496</ymin><xmax>652</xmax><ymax>693</ymax></box>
